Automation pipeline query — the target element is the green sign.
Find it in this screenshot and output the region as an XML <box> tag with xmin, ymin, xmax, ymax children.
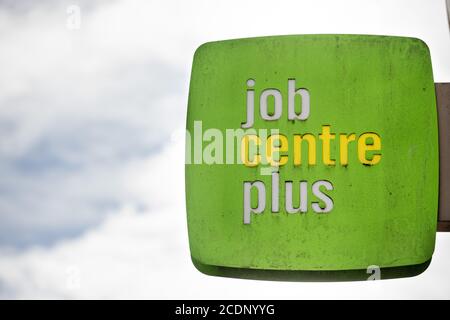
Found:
<box><xmin>185</xmin><ymin>35</ymin><xmax>438</xmax><ymax>280</ymax></box>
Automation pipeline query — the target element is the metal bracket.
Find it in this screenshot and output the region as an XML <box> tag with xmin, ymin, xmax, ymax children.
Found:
<box><xmin>437</xmin><ymin>83</ymin><xmax>450</xmax><ymax>231</ymax></box>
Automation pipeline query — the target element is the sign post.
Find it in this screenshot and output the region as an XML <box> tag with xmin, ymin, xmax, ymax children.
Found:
<box><xmin>437</xmin><ymin>83</ymin><xmax>450</xmax><ymax>231</ymax></box>
<box><xmin>186</xmin><ymin>35</ymin><xmax>445</xmax><ymax>280</ymax></box>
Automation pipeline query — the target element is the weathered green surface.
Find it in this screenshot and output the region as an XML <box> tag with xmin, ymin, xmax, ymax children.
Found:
<box><xmin>186</xmin><ymin>35</ymin><xmax>438</xmax><ymax>272</ymax></box>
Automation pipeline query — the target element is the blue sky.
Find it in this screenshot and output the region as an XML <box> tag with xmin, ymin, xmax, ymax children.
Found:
<box><xmin>0</xmin><ymin>0</ymin><xmax>449</xmax><ymax>298</ymax></box>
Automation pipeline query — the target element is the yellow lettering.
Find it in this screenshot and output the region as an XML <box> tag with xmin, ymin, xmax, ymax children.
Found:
<box><xmin>358</xmin><ymin>133</ymin><xmax>381</xmax><ymax>165</ymax></box>
<box><xmin>319</xmin><ymin>125</ymin><xmax>336</xmax><ymax>165</ymax></box>
<box><xmin>266</xmin><ymin>134</ymin><xmax>288</xmax><ymax>166</ymax></box>
<box><xmin>293</xmin><ymin>134</ymin><xmax>316</xmax><ymax>165</ymax></box>
<box><xmin>339</xmin><ymin>133</ymin><xmax>356</xmax><ymax>166</ymax></box>
<box><xmin>241</xmin><ymin>135</ymin><xmax>261</xmax><ymax>167</ymax></box>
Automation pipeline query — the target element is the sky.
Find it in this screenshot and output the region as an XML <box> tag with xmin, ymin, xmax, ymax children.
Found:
<box><xmin>0</xmin><ymin>0</ymin><xmax>449</xmax><ymax>299</ymax></box>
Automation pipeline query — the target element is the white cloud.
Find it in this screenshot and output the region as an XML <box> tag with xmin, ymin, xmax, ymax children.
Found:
<box><xmin>0</xmin><ymin>0</ymin><xmax>189</xmax><ymax>246</ymax></box>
